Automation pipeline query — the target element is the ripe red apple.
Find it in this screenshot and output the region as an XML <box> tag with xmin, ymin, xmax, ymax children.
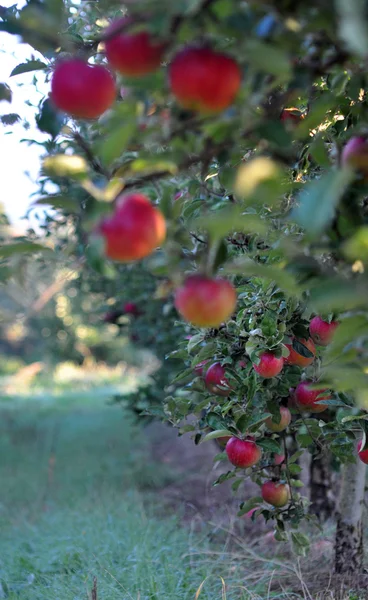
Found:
<box><xmin>357</xmin><ymin>440</ymin><xmax>368</xmax><ymax>464</ymax></box>
<box><xmin>273</xmin><ymin>453</ymin><xmax>285</xmax><ymax>466</ymax></box>
<box><xmin>309</xmin><ymin>316</ymin><xmax>338</xmax><ymax>346</ymax></box>
<box><xmin>205</xmin><ymin>362</ymin><xmax>231</xmax><ymax>396</ymax></box>
<box><xmin>261</xmin><ymin>481</ymin><xmax>290</xmax><ymax>507</ymax></box>
<box><xmin>284</xmin><ymin>338</ymin><xmax>316</xmax><ymax>367</ymax></box>
<box><xmin>51</xmin><ymin>59</ymin><xmax>116</xmax><ymax>119</ymax></box>
<box><xmin>294</xmin><ymin>381</ymin><xmax>331</xmax><ymax>413</ymax></box>
<box><xmin>341</xmin><ymin>136</ymin><xmax>368</xmax><ymax>177</ymax></box>
<box><xmin>226</xmin><ymin>436</ymin><xmax>262</xmax><ymax>468</ymax></box>
<box><xmin>280</xmin><ymin>108</ymin><xmax>303</xmax><ymax>124</ymax></box>
<box><xmin>265</xmin><ymin>406</ymin><xmax>291</xmax><ymax>432</ymax></box>
<box><xmin>105</xmin><ymin>18</ymin><xmax>166</xmax><ymax>76</ymax></box>
<box><xmin>254</xmin><ymin>352</ymin><xmax>283</xmax><ymax>378</ymax></box>
<box><xmin>174</xmin><ymin>275</ymin><xmax>237</xmax><ymax>328</ymax></box>
<box><xmin>123</xmin><ymin>302</ymin><xmax>141</xmax><ymax>316</ymax></box>
<box><xmin>169</xmin><ymin>46</ymin><xmax>241</xmax><ymax>113</ymax></box>
<box><xmin>97</xmin><ymin>193</ymin><xmax>166</xmax><ymax>262</ymax></box>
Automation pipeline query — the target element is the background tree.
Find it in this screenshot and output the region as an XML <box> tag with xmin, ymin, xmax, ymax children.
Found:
<box><xmin>2</xmin><ymin>0</ymin><xmax>368</xmax><ymax>587</ymax></box>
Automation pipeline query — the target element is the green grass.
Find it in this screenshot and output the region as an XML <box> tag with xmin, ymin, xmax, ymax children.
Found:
<box><xmin>0</xmin><ymin>395</ymin><xmax>243</xmax><ymax>600</ymax></box>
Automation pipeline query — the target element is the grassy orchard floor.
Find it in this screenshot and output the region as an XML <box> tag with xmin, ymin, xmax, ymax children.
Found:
<box><xmin>0</xmin><ymin>392</ymin><xmax>365</xmax><ymax>600</ymax></box>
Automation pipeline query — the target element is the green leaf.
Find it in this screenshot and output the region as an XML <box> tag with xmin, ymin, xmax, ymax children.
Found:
<box><xmin>237</xmin><ymin>496</ymin><xmax>263</xmax><ymax>516</ymax></box>
<box><xmin>213</xmin><ymin>471</ymin><xmax>236</xmax><ymax>486</ymax></box>
<box><xmin>292</xmin><ymin>168</ymin><xmax>354</xmax><ymax>237</ymax></box>
<box><xmin>10</xmin><ymin>60</ymin><xmax>47</xmax><ymax>76</ymax></box>
<box><xmin>33</xmin><ymin>195</ymin><xmax>79</xmax><ymax>212</ymax></box>
<box><xmin>99</xmin><ymin>122</ymin><xmax>136</xmax><ymax>165</ymax></box>
<box><xmin>295</xmin><ymin>93</ymin><xmax>337</xmax><ymax>138</ymax></box>
<box><xmin>0</xmin><ymin>241</ymin><xmax>52</xmax><ymax>258</ymax></box>
<box><xmin>288</xmin><ymin>463</ymin><xmax>302</xmax><ymax>475</ymax></box>
<box><xmin>1</xmin><ymin>113</ymin><xmax>20</xmax><ymax>125</ymax></box>
<box><xmin>336</xmin><ymin>0</ymin><xmax>368</xmax><ymax>57</ymax></box>
<box><xmin>187</xmin><ymin>333</ymin><xmax>204</xmax><ymax>353</ymax></box>
<box><xmin>128</xmin><ymin>158</ymin><xmax>178</xmax><ymax>176</ymax></box>
<box><xmin>193</xmin><ymin>206</ymin><xmax>266</xmax><ymax>240</ymax></box>
<box><xmin>291</xmin><ymin>532</ymin><xmax>310</xmax><ymax>556</ymax></box>
<box><xmin>309</xmin><ymin>278</ymin><xmax>368</xmax><ymax>312</ymax></box>
<box><xmin>245</xmin><ymin>40</ymin><xmax>291</xmax><ymax>80</ymax></box>
<box><xmin>344</xmin><ymin>226</ymin><xmax>368</xmax><ymax>263</ymax></box>
<box><xmin>191</xmin><ymin>342</ymin><xmax>218</xmax><ymax>367</ymax></box>
<box><xmin>201</xmin><ymin>429</ymin><xmax>232</xmax><ymax>442</ymax></box>
<box><xmin>232</xmin><ymin>478</ymin><xmax>243</xmax><ymax>491</ymax></box>
<box><xmin>290</xmin><ymin>479</ymin><xmax>304</xmax><ymax>488</ymax></box>
<box><xmin>171</xmin><ymin>367</ymin><xmax>195</xmax><ymax>383</ymax></box>
<box><xmin>225</xmin><ymin>257</ymin><xmax>299</xmax><ymax>296</ymax></box>
<box><xmin>36</xmin><ymin>98</ymin><xmax>65</xmax><ymax>138</ymax></box>
<box><xmin>257</xmin><ymin>438</ymin><xmax>282</xmax><ymax>453</ymax></box>
<box><xmin>43</xmin><ymin>154</ymin><xmax>89</xmax><ymax>179</ymax></box>
<box><xmin>292</xmin><ymin>339</ymin><xmax>314</xmax><ymax>358</ymax></box>
<box><xmin>0</xmin><ymin>83</ymin><xmax>12</xmax><ymax>102</ymax></box>
<box><xmin>288</xmin><ymin>450</ymin><xmax>304</xmax><ymax>463</ymax></box>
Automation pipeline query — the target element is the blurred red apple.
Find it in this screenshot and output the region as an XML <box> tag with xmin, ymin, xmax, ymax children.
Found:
<box><xmin>105</xmin><ymin>18</ymin><xmax>166</xmax><ymax>76</ymax></box>
<box><xmin>51</xmin><ymin>59</ymin><xmax>116</xmax><ymax>119</ymax></box>
<box><xmin>174</xmin><ymin>275</ymin><xmax>237</xmax><ymax>328</ymax></box>
<box><xmin>309</xmin><ymin>316</ymin><xmax>338</xmax><ymax>346</ymax></box>
<box><xmin>97</xmin><ymin>193</ymin><xmax>166</xmax><ymax>262</ymax></box>
<box><xmin>169</xmin><ymin>46</ymin><xmax>241</xmax><ymax>113</ymax></box>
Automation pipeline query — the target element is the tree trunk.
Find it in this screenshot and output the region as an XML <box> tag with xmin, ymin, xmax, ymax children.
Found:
<box><xmin>335</xmin><ymin>457</ymin><xmax>366</xmax><ymax>575</ymax></box>
<box><xmin>309</xmin><ymin>451</ymin><xmax>336</xmax><ymax>521</ymax></box>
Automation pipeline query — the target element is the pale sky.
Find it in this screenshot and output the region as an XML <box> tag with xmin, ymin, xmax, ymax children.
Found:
<box><xmin>0</xmin><ymin>0</ymin><xmax>52</xmax><ymax>229</ymax></box>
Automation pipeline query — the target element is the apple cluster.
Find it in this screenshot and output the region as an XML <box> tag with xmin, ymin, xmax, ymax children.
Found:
<box><xmin>50</xmin><ymin>18</ymin><xmax>241</xmax><ymax>120</ymax></box>
<box><xmin>190</xmin><ymin>313</ymin><xmax>368</xmax><ymax>510</ymax></box>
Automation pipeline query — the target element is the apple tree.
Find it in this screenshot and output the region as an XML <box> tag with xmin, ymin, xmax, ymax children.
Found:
<box><xmin>2</xmin><ymin>0</ymin><xmax>368</xmax><ymax>582</ymax></box>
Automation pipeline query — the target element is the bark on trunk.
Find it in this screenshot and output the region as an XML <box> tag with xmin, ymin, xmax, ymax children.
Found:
<box><xmin>309</xmin><ymin>450</ymin><xmax>336</xmax><ymax>521</ymax></box>
<box><xmin>335</xmin><ymin>457</ymin><xmax>366</xmax><ymax>575</ymax></box>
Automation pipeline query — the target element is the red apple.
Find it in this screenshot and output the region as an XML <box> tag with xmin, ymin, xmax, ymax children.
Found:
<box><xmin>294</xmin><ymin>381</ymin><xmax>331</xmax><ymax>413</ymax></box>
<box><xmin>265</xmin><ymin>406</ymin><xmax>291</xmax><ymax>432</ymax></box>
<box><xmin>123</xmin><ymin>302</ymin><xmax>141</xmax><ymax>316</ymax></box>
<box><xmin>226</xmin><ymin>436</ymin><xmax>262</xmax><ymax>468</ymax></box>
<box><xmin>169</xmin><ymin>46</ymin><xmax>241</xmax><ymax>113</ymax></box>
<box><xmin>357</xmin><ymin>440</ymin><xmax>368</xmax><ymax>464</ymax></box>
<box><xmin>254</xmin><ymin>352</ymin><xmax>283</xmax><ymax>378</ymax></box>
<box><xmin>280</xmin><ymin>108</ymin><xmax>303</xmax><ymax>124</ymax></box>
<box><xmin>51</xmin><ymin>59</ymin><xmax>116</xmax><ymax>119</ymax></box>
<box><xmin>341</xmin><ymin>136</ymin><xmax>368</xmax><ymax>177</ymax></box>
<box><xmin>309</xmin><ymin>316</ymin><xmax>338</xmax><ymax>346</ymax></box>
<box><xmin>205</xmin><ymin>362</ymin><xmax>231</xmax><ymax>396</ymax></box>
<box><xmin>174</xmin><ymin>275</ymin><xmax>237</xmax><ymax>328</ymax></box>
<box><xmin>105</xmin><ymin>18</ymin><xmax>166</xmax><ymax>76</ymax></box>
<box><xmin>261</xmin><ymin>481</ymin><xmax>290</xmax><ymax>507</ymax></box>
<box><xmin>97</xmin><ymin>192</ymin><xmax>166</xmax><ymax>262</ymax></box>
<box><xmin>273</xmin><ymin>453</ymin><xmax>285</xmax><ymax>466</ymax></box>
<box><xmin>284</xmin><ymin>338</ymin><xmax>316</xmax><ymax>368</ymax></box>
